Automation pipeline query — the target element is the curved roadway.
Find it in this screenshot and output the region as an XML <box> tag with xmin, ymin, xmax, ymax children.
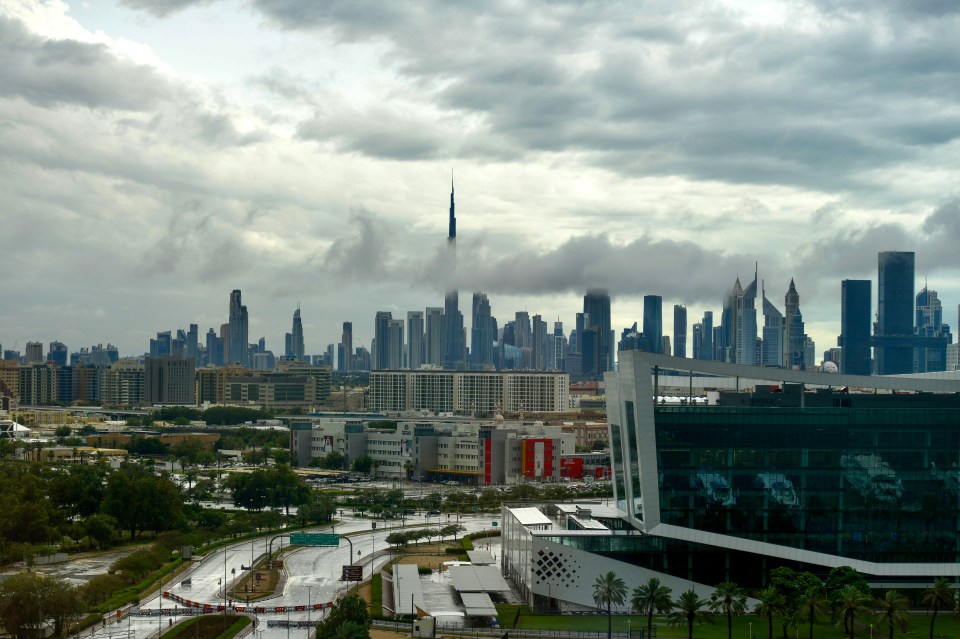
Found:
<box><xmin>97</xmin><ymin>513</ymin><xmax>499</xmax><ymax>639</ymax></box>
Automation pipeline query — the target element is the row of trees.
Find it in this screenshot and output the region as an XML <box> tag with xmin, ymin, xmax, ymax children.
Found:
<box><xmin>225</xmin><ymin>465</ymin><xmax>310</xmax><ymax>514</ymax></box>
<box><xmin>384</xmin><ymin>524</ymin><xmax>466</xmax><ymax>548</ymax></box>
<box><xmin>593</xmin><ymin>568</ymin><xmax>958</xmax><ymax>639</ymax></box>
<box><xmin>0</xmin><ymin>462</ymin><xmax>186</xmax><ymax>562</ymax></box>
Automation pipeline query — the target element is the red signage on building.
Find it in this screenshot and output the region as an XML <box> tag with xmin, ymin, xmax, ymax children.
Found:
<box><xmin>560</xmin><ymin>457</ymin><xmax>583</xmax><ymax>479</ymax></box>
<box><xmin>521</xmin><ymin>439</ymin><xmax>553</xmax><ymax>478</ymax></box>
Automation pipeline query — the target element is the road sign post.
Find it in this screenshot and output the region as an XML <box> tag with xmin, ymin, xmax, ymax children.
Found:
<box><xmin>341</xmin><ymin>566</ymin><xmax>364</xmax><ymax>581</ymax></box>
<box><xmin>289</xmin><ymin>533</ymin><xmax>340</xmax><ymax>546</ymax></box>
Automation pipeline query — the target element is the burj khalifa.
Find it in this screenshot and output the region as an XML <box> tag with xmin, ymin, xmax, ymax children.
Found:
<box><xmin>442</xmin><ymin>178</ymin><xmax>465</xmax><ymax>369</ymax></box>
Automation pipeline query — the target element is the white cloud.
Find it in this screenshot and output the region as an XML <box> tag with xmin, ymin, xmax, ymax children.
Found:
<box><xmin>1</xmin><ymin>1</ymin><xmax>959</xmax><ymax>360</ymax></box>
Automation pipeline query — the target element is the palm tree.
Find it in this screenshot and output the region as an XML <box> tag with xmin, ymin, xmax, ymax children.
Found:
<box><xmin>875</xmin><ymin>590</ymin><xmax>909</xmax><ymax>639</ymax></box>
<box><xmin>833</xmin><ymin>585</ymin><xmax>871</xmax><ymax>639</ymax></box>
<box><xmin>710</xmin><ymin>581</ymin><xmax>748</xmax><ymax>639</ymax></box>
<box><xmin>593</xmin><ymin>571</ymin><xmax>627</xmax><ymax>639</ymax></box>
<box><xmin>669</xmin><ymin>589</ymin><xmax>713</xmax><ymax>639</ymax></box>
<box><xmin>921</xmin><ymin>578</ymin><xmax>954</xmax><ymax>639</ymax></box>
<box><xmin>798</xmin><ymin>586</ymin><xmax>829</xmax><ymax>639</ymax></box>
<box><xmin>631</xmin><ymin>578</ymin><xmax>674</xmax><ymax>638</ymax></box>
<box><xmin>753</xmin><ymin>586</ymin><xmax>786</xmax><ymax>639</ymax></box>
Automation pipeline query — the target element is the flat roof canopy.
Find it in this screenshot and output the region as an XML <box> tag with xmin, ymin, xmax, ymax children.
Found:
<box><xmin>466</xmin><ymin>550</ymin><xmax>496</xmax><ymax>565</ymax></box>
<box><xmin>449</xmin><ymin>565</ymin><xmax>511</xmax><ymax>593</ymax></box>
<box><xmin>394</xmin><ymin>564</ymin><xmax>427</xmax><ymax>616</ymax></box>
<box><xmin>460</xmin><ymin>592</ymin><xmax>498</xmax><ymax>617</ymax></box>
<box><xmin>509</xmin><ymin>507</ymin><xmax>552</xmax><ymax>526</ymax></box>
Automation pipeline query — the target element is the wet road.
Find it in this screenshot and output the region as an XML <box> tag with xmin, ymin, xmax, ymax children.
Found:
<box><xmin>96</xmin><ymin>513</ymin><xmax>499</xmax><ymax>639</ymax></box>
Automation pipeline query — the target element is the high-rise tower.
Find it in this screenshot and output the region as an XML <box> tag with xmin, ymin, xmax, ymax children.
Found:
<box><xmin>340</xmin><ymin>322</ymin><xmax>353</xmax><ymax>371</ymax></box>
<box><xmin>373</xmin><ymin>311</ymin><xmax>392</xmax><ymax>370</ymax></box>
<box><xmin>582</xmin><ymin>289</ymin><xmax>611</xmax><ymax>379</ymax></box>
<box><xmin>471</xmin><ymin>292</ymin><xmax>496</xmax><ymax>370</ymax></box>
<box><xmin>290</xmin><ymin>305</ymin><xmax>305</xmax><ymax>361</ymax></box>
<box><xmin>876</xmin><ymin>251</ymin><xmax>915</xmax><ymax>374</ymax></box>
<box><xmin>783</xmin><ymin>279</ymin><xmax>800</xmax><ymax>368</ymax></box>
<box><xmin>673</xmin><ymin>305</ymin><xmax>687</xmax><ymax>358</ymax></box>
<box><xmin>407</xmin><ymin>311</ymin><xmax>424</xmax><ymax>370</ymax></box>
<box><xmin>643</xmin><ymin>295</ymin><xmax>663</xmax><ymax>354</ymax></box>
<box><xmin>840</xmin><ymin>280</ymin><xmax>872</xmax><ymax>375</ymax></box>
<box><xmin>442</xmin><ymin>178</ymin><xmax>466</xmax><ymax>370</ymax></box>
<box><xmin>228</xmin><ymin>290</ymin><xmax>249</xmax><ymax>367</ymax></box>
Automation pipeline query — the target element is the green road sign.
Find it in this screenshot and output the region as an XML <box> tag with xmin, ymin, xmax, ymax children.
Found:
<box><xmin>290</xmin><ymin>532</ymin><xmax>340</xmax><ymax>546</ymax></box>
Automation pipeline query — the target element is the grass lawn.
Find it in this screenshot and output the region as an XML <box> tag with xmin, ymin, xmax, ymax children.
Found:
<box><xmin>494</xmin><ymin>608</ymin><xmax>960</xmax><ymax>639</ymax></box>
<box><xmin>161</xmin><ymin>615</ymin><xmax>249</xmax><ymax>639</ymax></box>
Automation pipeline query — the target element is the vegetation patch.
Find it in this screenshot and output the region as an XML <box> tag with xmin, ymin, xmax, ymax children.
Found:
<box><xmin>370</xmin><ymin>573</ymin><xmax>383</xmax><ymax>616</ymax></box>
<box><xmin>161</xmin><ymin>614</ymin><xmax>250</xmax><ymax>639</ymax></box>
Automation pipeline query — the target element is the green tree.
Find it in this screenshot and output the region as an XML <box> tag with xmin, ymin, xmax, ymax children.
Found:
<box><xmin>315</xmin><ymin>592</ymin><xmax>369</xmax><ymax>638</ymax></box>
<box><xmin>299</xmin><ymin>492</ymin><xmax>337</xmax><ymax>524</ymax></box>
<box><xmin>101</xmin><ymin>464</ymin><xmax>184</xmax><ymax>538</ymax></box>
<box><xmin>83</xmin><ymin>513</ymin><xmax>118</xmax><ymax>550</ymax></box>
<box><xmin>316</xmin><ymin>451</ymin><xmax>345</xmax><ymax>470</ymax></box>
<box><xmin>798</xmin><ymin>586</ymin><xmax>829</xmax><ymax>639</ymax></box>
<box><xmin>47</xmin><ymin>463</ymin><xmax>107</xmax><ymax>519</ymax></box>
<box><xmin>669</xmin><ymin>589</ymin><xmax>713</xmax><ymax>639</ymax></box>
<box><xmin>441</xmin><ymin>523</ymin><xmax>465</xmax><ymax>540</ymax></box>
<box><xmin>710</xmin><ymin>581</ymin><xmax>748</xmax><ymax>639</ymax></box>
<box><xmin>631</xmin><ymin>578</ymin><xmax>674</xmax><ymax>638</ymax></box>
<box><xmin>332</xmin><ymin>621</ymin><xmax>370</xmax><ymax>639</ymax></box>
<box><xmin>875</xmin><ymin>590</ymin><xmax>909</xmax><ymax>639</ymax></box>
<box><xmin>833</xmin><ymin>585</ymin><xmax>872</xmax><ymax>639</ymax></box>
<box><xmin>921</xmin><ymin>578</ymin><xmax>954</xmax><ymax>639</ymax></box>
<box><xmin>592</xmin><ymin>571</ymin><xmax>627</xmax><ymax>639</ymax></box>
<box><xmin>351</xmin><ymin>455</ymin><xmax>373</xmax><ymax>473</ymax></box>
<box><xmin>770</xmin><ymin>567</ymin><xmax>822</xmax><ymax>638</ymax></box>
<box><xmin>54</xmin><ymin>425</ymin><xmax>72</xmax><ymax>441</ymax></box>
<box><xmin>0</xmin><ymin>572</ymin><xmax>83</xmax><ymax>639</ymax></box>
<box><xmin>753</xmin><ymin>586</ymin><xmax>786</xmax><ymax>639</ymax></box>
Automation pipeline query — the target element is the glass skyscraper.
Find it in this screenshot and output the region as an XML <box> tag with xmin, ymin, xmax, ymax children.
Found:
<box><xmin>642</xmin><ymin>294</ymin><xmax>663</xmax><ymax>354</ymax></box>
<box><xmin>876</xmin><ymin>251</ymin><xmax>915</xmax><ymax>374</ymax></box>
<box><xmin>841</xmin><ymin>279</ymin><xmax>872</xmax><ymax>375</ymax></box>
<box><xmin>604</xmin><ymin>351</ymin><xmax>960</xmax><ymax>588</ymax></box>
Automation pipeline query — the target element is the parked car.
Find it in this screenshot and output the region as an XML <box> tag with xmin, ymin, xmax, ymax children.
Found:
<box><xmin>426</xmin><ymin>510</ymin><xmax>441</xmax><ymax>516</ymax></box>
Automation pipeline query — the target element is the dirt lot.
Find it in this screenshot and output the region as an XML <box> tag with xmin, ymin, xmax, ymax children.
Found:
<box><xmin>389</xmin><ymin>542</ymin><xmax>459</xmax><ymax>571</ymax></box>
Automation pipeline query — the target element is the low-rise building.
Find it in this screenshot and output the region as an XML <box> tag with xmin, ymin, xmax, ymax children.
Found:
<box><xmin>368</xmin><ymin>370</ymin><xmax>569</xmax><ymax>414</ymax></box>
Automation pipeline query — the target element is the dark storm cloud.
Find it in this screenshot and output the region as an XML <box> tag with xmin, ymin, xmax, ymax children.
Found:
<box><xmin>137</xmin><ymin>200</ymin><xmax>215</xmax><ymax>275</ymax></box>
<box><xmin>118</xmin><ymin>0</ymin><xmax>219</xmax><ymax>18</ymax></box>
<box><xmin>116</xmin><ymin>1</ymin><xmax>960</xmax><ymax>192</ymax></box>
<box><xmin>417</xmin><ymin>232</ymin><xmax>751</xmax><ymax>305</ymax></box>
<box><xmin>321</xmin><ymin>210</ymin><xmax>394</xmax><ymax>281</ymax></box>
<box><xmin>296</xmin><ymin>108</ymin><xmax>448</xmax><ymax>160</ymax></box>
<box><xmin>0</xmin><ymin>16</ymin><xmax>171</xmax><ymax>109</ymax></box>
<box><xmin>812</xmin><ymin>0</ymin><xmax>960</xmax><ymax>18</ymax></box>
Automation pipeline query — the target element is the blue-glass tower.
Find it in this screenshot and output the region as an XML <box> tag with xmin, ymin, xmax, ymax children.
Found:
<box><xmin>876</xmin><ymin>251</ymin><xmax>915</xmax><ymax>375</ymax></box>
<box><xmin>840</xmin><ymin>279</ymin><xmax>872</xmax><ymax>375</ymax></box>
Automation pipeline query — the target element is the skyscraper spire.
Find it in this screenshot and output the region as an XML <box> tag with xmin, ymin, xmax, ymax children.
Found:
<box><xmin>448</xmin><ymin>171</ymin><xmax>456</xmax><ymax>241</ymax></box>
<box><xmin>443</xmin><ymin>175</ymin><xmax>464</xmax><ymax>370</ymax></box>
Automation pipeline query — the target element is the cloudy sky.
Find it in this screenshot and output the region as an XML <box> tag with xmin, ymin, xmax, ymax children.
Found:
<box><xmin>2</xmin><ymin>0</ymin><xmax>960</xmax><ymax>360</ymax></box>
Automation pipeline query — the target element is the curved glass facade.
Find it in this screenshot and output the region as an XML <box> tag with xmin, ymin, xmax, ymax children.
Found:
<box><xmin>656</xmin><ymin>405</ymin><xmax>960</xmax><ymax>564</ymax></box>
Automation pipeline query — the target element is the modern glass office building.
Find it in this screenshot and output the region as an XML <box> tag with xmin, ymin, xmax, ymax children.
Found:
<box><xmin>604</xmin><ymin>351</ymin><xmax>960</xmax><ymax>588</ymax></box>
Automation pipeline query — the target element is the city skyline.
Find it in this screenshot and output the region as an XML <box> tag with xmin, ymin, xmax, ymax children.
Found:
<box><xmin>3</xmin><ymin>2</ymin><xmax>960</xmax><ymax>357</ymax></box>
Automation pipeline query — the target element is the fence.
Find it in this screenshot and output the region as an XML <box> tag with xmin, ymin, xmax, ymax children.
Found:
<box><xmin>372</xmin><ymin>619</ymin><xmax>657</xmax><ymax>639</ymax></box>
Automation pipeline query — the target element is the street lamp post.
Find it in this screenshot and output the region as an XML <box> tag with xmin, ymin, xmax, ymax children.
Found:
<box><xmin>749</xmin><ymin>622</ymin><xmax>752</xmax><ymax>639</ymax></box>
<box><xmin>307</xmin><ymin>586</ymin><xmax>313</xmax><ymax>638</ymax></box>
<box><xmin>627</xmin><ymin>619</ymin><xmax>631</xmax><ymax>639</ymax></box>
<box><xmin>869</xmin><ymin>624</ymin><xmax>873</xmax><ymax>639</ymax></box>
<box><xmin>158</xmin><ymin>575</ymin><xmax>163</xmax><ymax>639</ymax></box>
